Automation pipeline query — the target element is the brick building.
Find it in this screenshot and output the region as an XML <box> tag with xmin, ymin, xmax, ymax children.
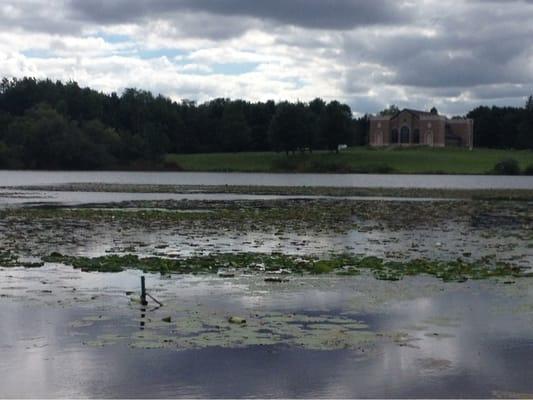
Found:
<box><xmin>369</xmin><ymin>109</ymin><xmax>473</xmax><ymax>149</ymax></box>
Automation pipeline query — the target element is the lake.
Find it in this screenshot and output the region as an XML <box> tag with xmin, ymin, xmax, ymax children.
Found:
<box><xmin>1</xmin><ymin>171</ymin><xmax>532</xmax><ymax>398</ymax></box>
<box><xmin>1</xmin><ymin>170</ymin><xmax>533</xmax><ymax>189</ymax></box>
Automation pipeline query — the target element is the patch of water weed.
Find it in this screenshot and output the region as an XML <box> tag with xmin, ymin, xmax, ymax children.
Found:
<box><xmin>0</xmin><ymin>250</ymin><xmax>44</xmax><ymax>268</ymax></box>
<box><xmin>416</xmin><ymin>357</ymin><xmax>453</xmax><ymax>373</ymax></box>
<box><xmin>41</xmin><ymin>252</ymin><xmax>530</xmax><ymax>282</ymax></box>
<box><xmin>87</xmin><ymin>310</ymin><xmax>388</xmax><ymax>351</ymax></box>
<box><xmin>0</xmin><ymin>250</ymin><xmax>18</xmax><ymax>266</ymax></box>
<box><xmin>422</xmin><ymin>316</ymin><xmax>461</xmax><ymax>328</ymax></box>
<box><xmin>2</xmin><ymin>199</ymin><xmax>531</xmax><ymax>252</ymax></box>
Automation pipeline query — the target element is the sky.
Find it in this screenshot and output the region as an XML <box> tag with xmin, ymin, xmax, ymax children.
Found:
<box><xmin>1</xmin><ymin>0</ymin><xmax>533</xmax><ymax>116</ymax></box>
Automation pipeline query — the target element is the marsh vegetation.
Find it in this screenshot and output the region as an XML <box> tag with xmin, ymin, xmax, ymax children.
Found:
<box><xmin>1</xmin><ymin>180</ymin><xmax>533</xmax><ymax>397</ymax></box>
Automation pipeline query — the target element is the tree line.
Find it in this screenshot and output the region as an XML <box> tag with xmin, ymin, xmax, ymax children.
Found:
<box><xmin>0</xmin><ymin>77</ymin><xmax>367</xmax><ymax>169</ymax></box>
<box><xmin>0</xmin><ymin>77</ymin><xmax>531</xmax><ymax>170</ymax></box>
<box><xmin>467</xmin><ymin>97</ymin><xmax>533</xmax><ymax>149</ymax></box>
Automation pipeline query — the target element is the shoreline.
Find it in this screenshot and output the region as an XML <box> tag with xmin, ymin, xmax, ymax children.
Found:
<box><xmin>1</xmin><ymin>167</ymin><xmax>532</xmax><ymax>175</ymax></box>
<box><xmin>4</xmin><ymin>183</ymin><xmax>533</xmax><ymax>200</ymax></box>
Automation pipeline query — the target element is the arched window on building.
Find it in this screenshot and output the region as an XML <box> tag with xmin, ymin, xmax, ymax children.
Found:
<box><xmin>391</xmin><ymin>129</ymin><xmax>399</xmax><ymax>143</ymax></box>
<box><xmin>400</xmin><ymin>126</ymin><xmax>410</xmax><ymax>143</ymax></box>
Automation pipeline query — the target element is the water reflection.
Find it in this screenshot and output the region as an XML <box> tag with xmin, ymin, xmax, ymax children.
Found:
<box><xmin>1</xmin><ymin>272</ymin><xmax>533</xmax><ymax>397</ymax></box>
<box><xmin>0</xmin><ymin>276</ymin><xmax>533</xmax><ymax>397</ymax></box>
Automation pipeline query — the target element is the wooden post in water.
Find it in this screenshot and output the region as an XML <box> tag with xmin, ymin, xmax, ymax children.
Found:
<box><xmin>140</xmin><ymin>276</ymin><xmax>148</xmax><ymax>306</ymax></box>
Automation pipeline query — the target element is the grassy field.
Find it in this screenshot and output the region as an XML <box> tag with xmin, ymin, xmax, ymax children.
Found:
<box><xmin>164</xmin><ymin>147</ymin><xmax>533</xmax><ymax>174</ymax></box>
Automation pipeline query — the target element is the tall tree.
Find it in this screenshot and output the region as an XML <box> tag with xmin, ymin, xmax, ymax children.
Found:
<box><xmin>379</xmin><ymin>104</ymin><xmax>400</xmax><ymax>116</ymax></box>
<box><xmin>269</xmin><ymin>102</ymin><xmax>299</xmax><ymax>154</ymax></box>
<box><xmin>321</xmin><ymin>101</ymin><xmax>354</xmax><ymax>152</ymax></box>
<box><xmin>220</xmin><ymin>102</ymin><xmax>251</xmax><ymax>152</ymax></box>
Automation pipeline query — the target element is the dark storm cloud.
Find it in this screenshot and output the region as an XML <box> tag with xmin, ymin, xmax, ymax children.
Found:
<box><xmin>66</xmin><ymin>0</ymin><xmax>410</xmax><ymax>30</ymax></box>
<box><xmin>465</xmin><ymin>85</ymin><xmax>533</xmax><ymax>100</ymax></box>
<box><xmin>388</xmin><ymin>35</ymin><xmax>533</xmax><ymax>88</ymax></box>
<box><xmin>340</xmin><ymin>2</ymin><xmax>533</xmax><ymax>91</ymax></box>
<box><xmin>0</xmin><ymin>1</ymin><xmax>80</xmax><ymax>34</ymax></box>
<box><xmin>393</xmin><ymin>52</ymin><xmax>510</xmax><ymax>88</ymax></box>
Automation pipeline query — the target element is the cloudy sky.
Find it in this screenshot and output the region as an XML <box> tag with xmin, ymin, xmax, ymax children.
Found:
<box><xmin>1</xmin><ymin>0</ymin><xmax>533</xmax><ymax>116</ymax></box>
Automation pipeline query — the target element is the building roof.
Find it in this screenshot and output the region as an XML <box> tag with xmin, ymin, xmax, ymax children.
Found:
<box><xmin>370</xmin><ymin>108</ymin><xmax>440</xmax><ymax>120</ymax></box>
<box><xmin>391</xmin><ymin>108</ymin><xmax>437</xmax><ymax>119</ymax></box>
<box><xmin>370</xmin><ymin>108</ymin><xmax>472</xmax><ymax>121</ymax></box>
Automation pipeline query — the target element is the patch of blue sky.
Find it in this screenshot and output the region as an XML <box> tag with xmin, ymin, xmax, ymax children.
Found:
<box><xmin>21</xmin><ymin>49</ymin><xmax>55</xmax><ymax>59</ymax></box>
<box><xmin>138</xmin><ymin>48</ymin><xmax>186</xmax><ymax>59</ymax></box>
<box><xmin>98</xmin><ymin>33</ymin><xmax>131</xmax><ymax>44</ymax></box>
<box><xmin>290</xmin><ymin>78</ymin><xmax>307</xmax><ymax>90</ymax></box>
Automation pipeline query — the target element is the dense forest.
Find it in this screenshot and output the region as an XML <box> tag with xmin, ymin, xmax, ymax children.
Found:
<box><xmin>0</xmin><ymin>77</ymin><xmax>531</xmax><ymax>169</ymax></box>
<box><xmin>0</xmin><ymin>77</ymin><xmax>366</xmax><ymax>169</ymax></box>
<box><xmin>467</xmin><ymin>99</ymin><xmax>533</xmax><ymax>149</ymax></box>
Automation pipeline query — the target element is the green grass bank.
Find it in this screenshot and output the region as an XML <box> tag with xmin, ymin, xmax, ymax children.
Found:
<box><xmin>164</xmin><ymin>147</ymin><xmax>533</xmax><ymax>174</ymax></box>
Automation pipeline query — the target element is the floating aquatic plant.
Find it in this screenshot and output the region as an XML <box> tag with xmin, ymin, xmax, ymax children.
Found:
<box><xmin>39</xmin><ymin>251</ymin><xmax>531</xmax><ymax>283</ymax></box>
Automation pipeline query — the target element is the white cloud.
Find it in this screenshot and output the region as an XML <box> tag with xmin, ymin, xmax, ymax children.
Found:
<box><xmin>0</xmin><ymin>0</ymin><xmax>532</xmax><ymax>115</ymax></box>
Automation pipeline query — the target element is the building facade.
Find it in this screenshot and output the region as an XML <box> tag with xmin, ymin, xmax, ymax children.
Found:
<box><xmin>369</xmin><ymin>109</ymin><xmax>473</xmax><ymax>149</ymax></box>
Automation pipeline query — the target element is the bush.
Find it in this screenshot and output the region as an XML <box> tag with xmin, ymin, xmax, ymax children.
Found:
<box><xmin>308</xmin><ymin>160</ymin><xmax>354</xmax><ymax>173</ymax></box>
<box><xmin>492</xmin><ymin>158</ymin><xmax>521</xmax><ymax>175</ymax></box>
<box><xmin>270</xmin><ymin>157</ymin><xmax>397</xmax><ymax>174</ymax></box>
<box><xmin>524</xmin><ymin>164</ymin><xmax>533</xmax><ymax>175</ymax></box>
<box><xmin>0</xmin><ymin>141</ymin><xmax>9</xmax><ymax>168</ymax></box>
<box><xmin>369</xmin><ymin>164</ymin><xmax>395</xmax><ymax>174</ymax></box>
<box><xmin>162</xmin><ymin>160</ymin><xmax>184</xmax><ymax>171</ymax></box>
<box><xmin>271</xmin><ymin>157</ymin><xmax>355</xmax><ymax>173</ymax></box>
<box><xmin>270</xmin><ymin>157</ymin><xmax>305</xmax><ymax>172</ymax></box>
<box><xmin>351</xmin><ymin>164</ymin><xmax>395</xmax><ymax>173</ymax></box>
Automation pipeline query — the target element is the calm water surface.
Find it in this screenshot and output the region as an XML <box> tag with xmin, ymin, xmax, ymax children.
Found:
<box><xmin>1</xmin><ymin>267</ymin><xmax>533</xmax><ymax>398</ymax></box>
<box><xmin>0</xmin><ymin>189</ymin><xmax>456</xmax><ymax>207</ymax></box>
<box><xmin>1</xmin><ymin>170</ymin><xmax>533</xmax><ymax>189</ymax></box>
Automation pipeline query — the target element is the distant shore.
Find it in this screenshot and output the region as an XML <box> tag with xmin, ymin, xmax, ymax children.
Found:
<box><xmin>164</xmin><ymin>147</ymin><xmax>533</xmax><ymax>175</ymax></box>
<box><xmin>6</xmin><ymin>182</ymin><xmax>533</xmax><ymax>201</ymax></box>
<box><xmin>1</xmin><ymin>147</ymin><xmax>532</xmax><ymax>175</ymax></box>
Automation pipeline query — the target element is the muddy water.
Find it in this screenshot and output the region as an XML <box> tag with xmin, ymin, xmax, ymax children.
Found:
<box><xmin>1</xmin><ymin>265</ymin><xmax>533</xmax><ymax>398</ymax></box>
